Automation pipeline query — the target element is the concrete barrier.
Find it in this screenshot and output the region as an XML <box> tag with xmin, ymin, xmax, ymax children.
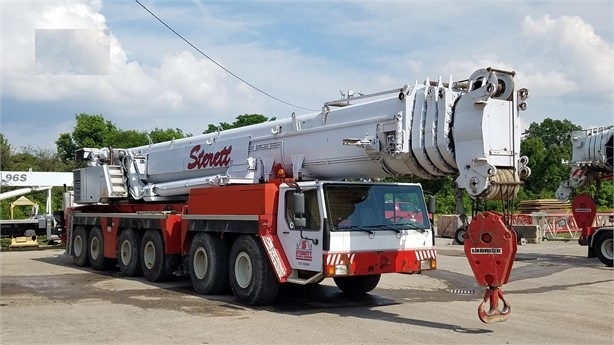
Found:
<box><xmin>512</xmin><ymin>225</ymin><xmax>543</xmax><ymax>244</ymax></box>
<box><xmin>437</xmin><ymin>215</ymin><xmax>462</xmax><ymax>239</ymax></box>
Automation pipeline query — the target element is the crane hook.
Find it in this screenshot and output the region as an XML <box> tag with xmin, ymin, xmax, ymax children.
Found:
<box><xmin>478</xmin><ymin>286</ymin><xmax>511</xmax><ymax>323</ymax></box>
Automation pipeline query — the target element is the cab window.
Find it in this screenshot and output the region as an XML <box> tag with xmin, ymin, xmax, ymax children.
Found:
<box><xmin>285</xmin><ymin>189</ymin><xmax>321</xmax><ymax>230</ymax></box>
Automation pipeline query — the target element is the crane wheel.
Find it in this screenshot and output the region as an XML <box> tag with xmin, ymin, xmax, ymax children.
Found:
<box><xmin>229</xmin><ymin>235</ymin><xmax>279</xmax><ymax>305</ymax></box>
<box><xmin>140</xmin><ymin>229</ymin><xmax>179</xmax><ymax>282</ymax></box>
<box><xmin>333</xmin><ymin>274</ymin><xmax>381</xmax><ymax>295</ymax></box>
<box><xmin>88</xmin><ymin>226</ymin><xmax>112</xmax><ymax>270</ymax></box>
<box><xmin>72</xmin><ymin>226</ymin><xmax>90</xmax><ymax>267</ymax></box>
<box><xmin>595</xmin><ymin>230</ymin><xmax>614</xmax><ymax>267</ymax></box>
<box><xmin>189</xmin><ymin>232</ymin><xmax>230</xmax><ymax>294</ymax></box>
<box><xmin>118</xmin><ymin>228</ymin><xmax>143</xmax><ymax>277</ymax></box>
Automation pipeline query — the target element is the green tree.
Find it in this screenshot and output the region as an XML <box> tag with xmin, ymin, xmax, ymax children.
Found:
<box><xmin>106</xmin><ymin>129</ymin><xmax>148</xmax><ymax>148</ymax></box>
<box><xmin>56</xmin><ymin>133</ymin><xmax>77</xmax><ymax>162</ymax></box>
<box><xmin>149</xmin><ymin>127</ymin><xmax>187</xmax><ymax>143</ymax></box>
<box><xmin>7</xmin><ymin>147</ymin><xmax>72</xmax><ymax>172</ymax></box>
<box><xmin>71</xmin><ymin>113</ymin><xmax>117</xmax><ymax>148</ymax></box>
<box><xmin>518</xmin><ymin>136</ymin><xmax>545</xmax><ymax>199</ymax></box>
<box><xmin>0</xmin><ymin>133</ymin><xmax>12</xmax><ymax>169</ymax></box>
<box><xmin>521</xmin><ymin>118</ymin><xmax>581</xmax><ymax>198</ymax></box>
<box><xmin>592</xmin><ymin>181</ymin><xmax>614</xmax><ymax>211</ymax></box>
<box><xmin>523</xmin><ymin>118</ymin><xmax>581</xmax><ymax>148</ymax></box>
<box><xmin>56</xmin><ymin>113</ymin><xmax>116</xmax><ymax>162</ymax></box>
<box><xmin>56</xmin><ymin>114</ymin><xmax>190</xmax><ymax>162</ymax></box>
<box><xmin>204</xmin><ymin>114</ymin><xmax>275</xmax><ymax>133</ymax></box>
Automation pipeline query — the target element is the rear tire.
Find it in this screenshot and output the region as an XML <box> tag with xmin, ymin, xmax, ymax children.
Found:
<box><xmin>229</xmin><ymin>235</ymin><xmax>279</xmax><ymax>305</ymax></box>
<box><xmin>189</xmin><ymin>232</ymin><xmax>230</xmax><ymax>294</ymax></box>
<box><xmin>72</xmin><ymin>226</ymin><xmax>90</xmax><ymax>267</ymax></box>
<box><xmin>118</xmin><ymin>228</ymin><xmax>143</xmax><ymax>276</ymax></box>
<box><xmin>454</xmin><ymin>227</ymin><xmax>466</xmax><ymax>245</ymax></box>
<box><xmin>595</xmin><ymin>231</ymin><xmax>613</xmax><ymax>267</ymax></box>
<box><xmin>141</xmin><ymin>230</ymin><xmax>177</xmax><ymax>282</ymax></box>
<box><xmin>88</xmin><ymin>226</ymin><xmax>112</xmax><ymax>270</ymax></box>
<box><xmin>333</xmin><ymin>274</ymin><xmax>380</xmax><ymax>295</ymax></box>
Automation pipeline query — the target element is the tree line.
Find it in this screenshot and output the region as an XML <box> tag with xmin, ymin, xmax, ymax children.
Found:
<box><xmin>1</xmin><ymin>114</ymin><xmax>611</xmax><ymax>220</ymax></box>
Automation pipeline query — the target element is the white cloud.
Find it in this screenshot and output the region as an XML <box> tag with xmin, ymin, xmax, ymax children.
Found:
<box><xmin>521</xmin><ymin>14</ymin><xmax>613</xmax><ymax>100</ymax></box>
<box><xmin>153</xmin><ymin>51</ymin><xmax>229</xmax><ymax>109</ymax></box>
<box><xmin>35</xmin><ymin>29</ymin><xmax>111</xmax><ymax>75</ymax></box>
<box><xmin>2</xmin><ymin>2</ymin><xmax>343</xmax><ymax>121</ymax></box>
<box><xmin>4</xmin><ymin>1</ymin><xmax>111</xmax><ymax>99</ymax></box>
<box><xmin>1</xmin><ymin>1</ymin><xmax>612</xmax><ymax>151</ymax></box>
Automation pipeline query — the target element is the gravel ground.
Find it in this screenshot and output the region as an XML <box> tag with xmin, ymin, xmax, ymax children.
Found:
<box><xmin>0</xmin><ymin>238</ymin><xmax>612</xmax><ymax>345</ymax></box>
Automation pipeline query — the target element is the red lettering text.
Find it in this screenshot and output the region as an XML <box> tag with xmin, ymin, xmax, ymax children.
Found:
<box><xmin>187</xmin><ymin>145</ymin><xmax>232</xmax><ymax>170</ymax></box>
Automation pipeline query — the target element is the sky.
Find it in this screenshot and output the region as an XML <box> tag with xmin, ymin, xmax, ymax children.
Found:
<box><xmin>1</xmin><ymin>0</ymin><xmax>613</xmax><ymax>152</ymax></box>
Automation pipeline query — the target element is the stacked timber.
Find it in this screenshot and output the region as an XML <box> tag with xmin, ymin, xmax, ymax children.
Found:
<box><xmin>518</xmin><ymin>199</ymin><xmax>571</xmax><ymax>214</ymax></box>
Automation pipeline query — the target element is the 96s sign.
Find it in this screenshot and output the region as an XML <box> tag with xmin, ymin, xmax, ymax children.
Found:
<box><xmin>1</xmin><ymin>173</ymin><xmax>27</xmax><ymax>183</ymax></box>
<box><xmin>0</xmin><ymin>171</ymin><xmax>73</xmax><ymax>187</ymax></box>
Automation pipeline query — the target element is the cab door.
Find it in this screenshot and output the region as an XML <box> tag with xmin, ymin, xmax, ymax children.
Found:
<box><xmin>277</xmin><ymin>186</ymin><xmax>324</xmax><ymax>272</ymax></box>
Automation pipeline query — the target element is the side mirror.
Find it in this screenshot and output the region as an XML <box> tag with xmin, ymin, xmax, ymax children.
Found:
<box><xmin>427</xmin><ymin>195</ymin><xmax>436</xmax><ymax>214</ymax></box>
<box><xmin>293</xmin><ymin>192</ymin><xmax>307</xmax><ymax>228</ymax></box>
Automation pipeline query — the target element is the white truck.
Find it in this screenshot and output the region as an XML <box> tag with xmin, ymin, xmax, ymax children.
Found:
<box><xmin>556</xmin><ymin>126</ymin><xmax>614</xmax><ymax>266</ymax></box>
<box><xmin>62</xmin><ymin>67</ymin><xmax>529</xmax><ymax>322</ymax></box>
<box><xmin>0</xmin><ymin>171</ymin><xmax>73</xmax><ymax>243</ymax></box>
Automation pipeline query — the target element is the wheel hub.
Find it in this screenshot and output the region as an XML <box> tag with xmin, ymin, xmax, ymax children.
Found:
<box><xmin>144</xmin><ymin>241</ymin><xmax>155</xmax><ymax>269</ymax></box>
<box><xmin>120</xmin><ymin>240</ymin><xmax>132</xmax><ymax>265</ymax></box>
<box><xmin>193</xmin><ymin>248</ymin><xmax>209</xmax><ymax>279</ymax></box>
<box><xmin>234</xmin><ymin>252</ymin><xmax>252</xmax><ymax>288</ymax></box>
<box><xmin>74</xmin><ymin>235</ymin><xmax>83</xmax><ymax>257</ymax></box>
<box><xmin>601</xmin><ymin>238</ymin><xmax>613</xmax><ymax>260</ymax></box>
<box><xmin>90</xmin><ymin>236</ymin><xmax>100</xmax><ymax>260</ymax></box>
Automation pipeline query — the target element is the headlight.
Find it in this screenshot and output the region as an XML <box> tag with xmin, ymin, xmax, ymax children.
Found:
<box><xmin>327</xmin><ymin>264</ymin><xmax>349</xmax><ymax>276</ymax></box>
<box><xmin>421</xmin><ymin>259</ymin><xmax>436</xmax><ymax>270</ymax></box>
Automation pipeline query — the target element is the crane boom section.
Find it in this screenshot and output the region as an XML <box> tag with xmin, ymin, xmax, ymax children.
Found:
<box><xmin>75</xmin><ymin>68</ymin><xmax>529</xmax><ymax>203</ymax></box>
<box><xmin>556</xmin><ymin>126</ymin><xmax>614</xmax><ymax>201</ymax></box>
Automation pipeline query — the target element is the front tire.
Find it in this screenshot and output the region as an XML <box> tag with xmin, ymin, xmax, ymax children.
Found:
<box><xmin>229</xmin><ymin>235</ymin><xmax>279</xmax><ymax>305</ymax></box>
<box><xmin>189</xmin><ymin>232</ymin><xmax>230</xmax><ymax>294</ymax></box>
<box><xmin>141</xmin><ymin>230</ymin><xmax>178</xmax><ymax>282</ymax></box>
<box><xmin>595</xmin><ymin>231</ymin><xmax>613</xmax><ymax>267</ymax></box>
<box><xmin>72</xmin><ymin>226</ymin><xmax>90</xmax><ymax>267</ymax></box>
<box><xmin>333</xmin><ymin>274</ymin><xmax>381</xmax><ymax>295</ymax></box>
<box><xmin>118</xmin><ymin>228</ymin><xmax>143</xmax><ymax>277</ymax></box>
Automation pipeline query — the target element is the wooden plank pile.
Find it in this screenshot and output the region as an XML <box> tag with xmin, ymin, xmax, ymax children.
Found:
<box><xmin>518</xmin><ymin>199</ymin><xmax>571</xmax><ymax>214</ymax></box>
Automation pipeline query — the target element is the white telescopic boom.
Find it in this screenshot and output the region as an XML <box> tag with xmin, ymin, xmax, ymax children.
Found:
<box><xmin>77</xmin><ymin>68</ymin><xmax>529</xmax><ymax>202</ymax></box>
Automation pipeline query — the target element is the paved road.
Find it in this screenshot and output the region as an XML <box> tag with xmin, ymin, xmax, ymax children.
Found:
<box><xmin>1</xmin><ymin>239</ymin><xmax>612</xmax><ymax>345</ymax></box>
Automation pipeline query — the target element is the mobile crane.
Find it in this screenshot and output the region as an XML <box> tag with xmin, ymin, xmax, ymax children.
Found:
<box><xmin>62</xmin><ymin>67</ymin><xmax>530</xmax><ymax>323</ymax></box>
<box><xmin>556</xmin><ymin>126</ymin><xmax>614</xmax><ymax>267</ymax></box>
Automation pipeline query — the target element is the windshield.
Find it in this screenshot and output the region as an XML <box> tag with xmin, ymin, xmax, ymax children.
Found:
<box><xmin>324</xmin><ymin>183</ymin><xmax>430</xmax><ymax>232</ymax></box>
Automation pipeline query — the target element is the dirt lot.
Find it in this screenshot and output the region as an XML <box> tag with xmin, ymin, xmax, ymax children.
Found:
<box><xmin>0</xmin><ymin>239</ymin><xmax>612</xmax><ymax>345</ymax></box>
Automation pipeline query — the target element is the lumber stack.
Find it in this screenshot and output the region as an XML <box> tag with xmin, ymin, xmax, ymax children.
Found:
<box><xmin>518</xmin><ymin>199</ymin><xmax>571</xmax><ymax>214</ymax></box>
